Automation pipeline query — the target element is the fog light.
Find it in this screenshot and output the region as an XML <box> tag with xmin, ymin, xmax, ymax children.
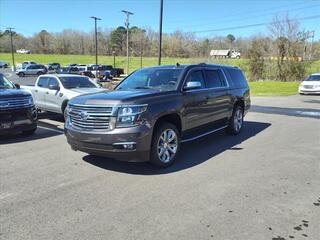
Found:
<box><xmin>113</xmin><ymin>142</ymin><xmax>136</xmax><ymax>150</ymax></box>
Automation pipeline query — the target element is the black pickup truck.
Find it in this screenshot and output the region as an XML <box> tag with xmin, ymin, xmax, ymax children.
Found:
<box><xmin>0</xmin><ymin>73</ymin><xmax>37</xmax><ymax>135</ymax></box>
<box><xmin>65</xmin><ymin>63</ymin><xmax>250</xmax><ymax>167</ymax></box>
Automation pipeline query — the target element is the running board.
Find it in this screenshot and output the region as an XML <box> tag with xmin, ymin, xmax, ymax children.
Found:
<box><xmin>181</xmin><ymin>125</ymin><xmax>227</xmax><ymax>143</ymax></box>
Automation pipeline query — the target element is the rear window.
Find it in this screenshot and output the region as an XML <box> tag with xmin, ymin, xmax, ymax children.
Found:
<box><xmin>225</xmin><ymin>68</ymin><xmax>248</xmax><ymax>88</ymax></box>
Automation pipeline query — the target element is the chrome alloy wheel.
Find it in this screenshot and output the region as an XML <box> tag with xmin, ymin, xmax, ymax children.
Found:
<box><xmin>157</xmin><ymin>129</ymin><xmax>178</xmax><ymax>163</ymax></box>
<box><xmin>233</xmin><ymin>108</ymin><xmax>243</xmax><ymax>132</ymax></box>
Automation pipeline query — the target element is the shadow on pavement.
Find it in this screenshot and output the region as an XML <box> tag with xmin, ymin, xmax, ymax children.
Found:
<box><xmin>251</xmin><ymin>105</ymin><xmax>320</xmax><ymax>119</ymax></box>
<box><xmin>83</xmin><ymin>121</ymin><xmax>271</xmax><ymax>175</ymax></box>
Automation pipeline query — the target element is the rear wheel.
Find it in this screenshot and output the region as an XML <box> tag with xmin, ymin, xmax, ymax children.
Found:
<box><xmin>37</xmin><ymin>71</ymin><xmax>43</xmax><ymax>76</ymax></box>
<box><xmin>18</xmin><ymin>72</ymin><xmax>24</xmax><ymax>77</ymax></box>
<box><xmin>226</xmin><ymin>105</ymin><xmax>244</xmax><ymax>135</ymax></box>
<box><xmin>150</xmin><ymin>122</ymin><xmax>180</xmax><ymax>167</ymax></box>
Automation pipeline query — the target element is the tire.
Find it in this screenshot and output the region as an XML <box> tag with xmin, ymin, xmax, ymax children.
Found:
<box><xmin>37</xmin><ymin>71</ymin><xmax>43</xmax><ymax>76</ymax></box>
<box><xmin>150</xmin><ymin>122</ymin><xmax>180</xmax><ymax>167</ymax></box>
<box><xmin>22</xmin><ymin>127</ymin><xmax>37</xmax><ymax>136</ymax></box>
<box><xmin>63</xmin><ymin>107</ymin><xmax>68</xmax><ymax>121</ymax></box>
<box><xmin>226</xmin><ymin>105</ymin><xmax>244</xmax><ymax>135</ymax></box>
<box><xmin>18</xmin><ymin>72</ymin><xmax>24</xmax><ymax>77</ymax></box>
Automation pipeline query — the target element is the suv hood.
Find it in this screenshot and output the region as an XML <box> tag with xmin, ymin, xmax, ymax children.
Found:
<box><xmin>0</xmin><ymin>89</ymin><xmax>31</xmax><ymax>99</ymax></box>
<box><xmin>69</xmin><ymin>89</ymin><xmax>164</xmax><ymax>105</ymax></box>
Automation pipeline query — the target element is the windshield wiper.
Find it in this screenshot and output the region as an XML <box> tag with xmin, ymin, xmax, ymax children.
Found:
<box><xmin>133</xmin><ymin>86</ymin><xmax>151</xmax><ymax>89</ymax></box>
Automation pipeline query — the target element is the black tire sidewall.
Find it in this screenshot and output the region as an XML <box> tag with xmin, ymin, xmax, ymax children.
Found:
<box><xmin>150</xmin><ymin>122</ymin><xmax>180</xmax><ymax>167</ymax></box>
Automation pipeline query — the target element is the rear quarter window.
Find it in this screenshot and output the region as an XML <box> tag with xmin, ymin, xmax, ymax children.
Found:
<box><xmin>225</xmin><ymin>68</ymin><xmax>248</xmax><ymax>88</ymax></box>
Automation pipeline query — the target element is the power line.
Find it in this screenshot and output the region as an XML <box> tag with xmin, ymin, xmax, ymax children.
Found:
<box><xmin>189</xmin><ymin>14</ymin><xmax>320</xmax><ymax>34</ymax></box>
<box><xmin>166</xmin><ymin>3</ymin><xmax>320</xmax><ymax>31</ymax></box>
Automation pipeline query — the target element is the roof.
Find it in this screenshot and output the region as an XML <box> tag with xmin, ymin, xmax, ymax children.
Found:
<box><xmin>40</xmin><ymin>74</ymin><xmax>86</xmax><ymax>78</ymax></box>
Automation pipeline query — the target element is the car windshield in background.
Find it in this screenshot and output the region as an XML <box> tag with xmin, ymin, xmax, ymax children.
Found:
<box><xmin>59</xmin><ymin>76</ymin><xmax>97</xmax><ymax>89</ymax></box>
<box><xmin>116</xmin><ymin>68</ymin><xmax>183</xmax><ymax>91</ymax></box>
<box><xmin>306</xmin><ymin>75</ymin><xmax>320</xmax><ymax>81</ymax></box>
<box><xmin>0</xmin><ymin>74</ymin><xmax>15</xmax><ymax>89</ymax></box>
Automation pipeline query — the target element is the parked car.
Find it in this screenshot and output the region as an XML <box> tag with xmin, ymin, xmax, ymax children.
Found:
<box><xmin>77</xmin><ymin>65</ymin><xmax>93</xmax><ymax>73</ymax></box>
<box><xmin>65</xmin><ymin>63</ymin><xmax>251</xmax><ymax>167</ymax></box>
<box><xmin>88</xmin><ymin>64</ymin><xmax>100</xmax><ymax>70</ymax></box>
<box><xmin>21</xmin><ymin>61</ymin><xmax>37</xmax><ymax>69</ymax></box>
<box><xmin>0</xmin><ymin>61</ymin><xmax>9</xmax><ymax>68</ymax></box>
<box><xmin>22</xmin><ymin>74</ymin><xmax>104</xmax><ymax>120</ymax></box>
<box><xmin>299</xmin><ymin>73</ymin><xmax>320</xmax><ymax>95</ymax></box>
<box><xmin>47</xmin><ymin>63</ymin><xmax>61</xmax><ymax>71</ymax></box>
<box><xmin>80</xmin><ymin>71</ymin><xmax>95</xmax><ymax>79</ymax></box>
<box><xmin>16</xmin><ymin>64</ymin><xmax>47</xmax><ymax>77</ymax></box>
<box><xmin>0</xmin><ymin>73</ymin><xmax>37</xmax><ymax>135</ymax></box>
<box><xmin>16</xmin><ymin>49</ymin><xmax>31</xmax><ymax>54</ymax></box>
<box><xmin>92</xmin><ymin>65</ymin><xmax>113</xmax><ymax>79</ymax></box>
<box><xmin>111</xmin><ymin>68</ymin><xmax>124</xmax><ymax>77</ymax></box>
<box><xmin>58</xmin><ymin>66</ymin><xmax>79</xmax><ymax>74</ymax></box>
<box><xmin>66</xmin><ymin>64</ymin><xmax>78</xmax><ymax>67</ymax></box>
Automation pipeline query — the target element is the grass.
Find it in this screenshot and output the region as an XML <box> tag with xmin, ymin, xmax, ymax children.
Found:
<box><xmin>249</xmin><ymin>81</ymin><xmax>300</xmax><ymax>96</ymax></box>
<box><xmin>0</xmin><ymin>53</ymin><xmax>311</xmax><ymax>96</ymax></box>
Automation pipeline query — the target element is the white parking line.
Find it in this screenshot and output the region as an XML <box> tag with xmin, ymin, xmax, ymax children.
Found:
<box><xmin>38</xmin><ymin>126</ymin><xmax>64</xmax><ymax>134</ymax></box>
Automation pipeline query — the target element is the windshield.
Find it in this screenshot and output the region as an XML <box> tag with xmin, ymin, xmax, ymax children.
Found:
<box><xmin>116</xmin><ymin>68</ymin><xmax>183</xmax><ymax>91</ymax></box>
<box><xmin>0</xmin><ymin>74</ymin><xmax>15</xmax><ymax>89</ymax></box>
<box><xmin>306</xmin><ymin>75</ymin><xmax>320</xmax><ymax>81</ymax></box>
<box><xmin>59</xmin><ymin>76</ymin><xmax>98</xmax><ymax>89</ymax></box>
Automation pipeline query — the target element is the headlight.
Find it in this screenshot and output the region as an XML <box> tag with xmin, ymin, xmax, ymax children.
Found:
<box><xmin>28</xmin><ymin>97</ymin><xmax>34</xmax><ymax>105</ymax></box>
<box><xmin>116</xmin><ymin>104</ymin><xmax>147</xmax><ymax>128</ymax></box>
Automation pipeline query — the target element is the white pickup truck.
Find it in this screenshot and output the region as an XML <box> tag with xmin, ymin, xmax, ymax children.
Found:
<box><xmin>22</xmin><ymin>74</ymin><xmax>104</xmax><ymax>119</ymax></box>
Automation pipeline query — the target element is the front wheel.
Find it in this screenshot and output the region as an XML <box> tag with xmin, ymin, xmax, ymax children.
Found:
<box><xmin>226</xmin><ymin>105</ymin><xmax>244</xmax><ymax>135</ymax></box>
<box><xmin>18</xmin><ymin>72</ymin><xmax>24</xmax><ymax>77</ymax></box>
<box><xmin>150</xmin><ymin>122</ymin><xmax>180</xmax><ymax>167</ymax></box>
<box><xmin>22</xmin><ymin>127</ymin><xmax>37</xmax><ymax>136</ymax></box>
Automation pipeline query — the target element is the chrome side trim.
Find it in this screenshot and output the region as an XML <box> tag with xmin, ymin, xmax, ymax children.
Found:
<box><xmin>181</xmin><ymin>125</ymin><xmax>227</xmax><ymax>143</ymax></box>
<box><xmin>112</xmin><ymin>142</ymin><xmax>137</xmax><ymax>146</ymax></box>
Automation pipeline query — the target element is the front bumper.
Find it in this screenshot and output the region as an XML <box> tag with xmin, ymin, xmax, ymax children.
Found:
<box><xmin>64</xmin><ymin>122</ymin><xmax>153</xmax><ymax>162</ymax></box>
<box><xmin>299</xmin><ymin>87</ymin><xmax>320</xmax><ymax>94</ymax></box>
<box><xmin>0</xmin><ymin>107</ymin><xmax>38</xmax><ymax>134</ymax></box>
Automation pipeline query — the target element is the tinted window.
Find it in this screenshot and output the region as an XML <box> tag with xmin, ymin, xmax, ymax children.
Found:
<box><xmin>204</xmin><ymin>69</ymin><xmax>225</xmax><ymax>88</ymax></box>
<box><xmin>225</xmin><ymin>68</ymin><xmax>248</xmax><ymax>88</ymax></box>
<box><xmin>185</xmin><ymin>70</ymin><xmax>205</xmax><ymax>89</ymax></box>
<box><xmin>0</xmin><ymin>74</ymin><xmax>15</xmax><ymax>89</ymax></box>
<box><xmin>59</xmin><ymin>76</ymin><xmax>97</xmax><ymax>89</ymax></box>
<box><xmin>306</xmin><ymin>75</ymin><xmax>320</xmax><ymax>81</ymax></box>
<box><xmin>71</xmin><ymin>67</ymin><xmax>78</xmax><ymax>71</ymax></box>
<box><xmin>37</xmin><ymin>77</ymin><xmax>48</xmax><ymax>88</ymax></box>
<box><xmin>48</xmin><ymin>78</ymin><xmax>59</xmax><ymax>88</ymax></box>
<box><xmin>98</xmin><ymin>65</ymin><xmax>112</xmax><ymax>71</ymax></box>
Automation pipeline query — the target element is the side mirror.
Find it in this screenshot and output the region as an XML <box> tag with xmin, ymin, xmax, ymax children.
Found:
<box><xmin>48</xmin><ymin>84</ymin><xmax>60</xmax><ymax>91</ymax></box>
<box><xmin>184</xmin><ymin>81</ymin><xmax>202</xmax><ymax>90</ymax></box>
<box><xmin>14</xmin><ymin>83</ymin><xmax>20</xmax><ymax>89</ymax></box>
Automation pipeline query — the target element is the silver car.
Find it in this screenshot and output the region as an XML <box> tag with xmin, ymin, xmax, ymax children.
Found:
<box><xmin>16</xmin><ymin>64</ymin><xmax>47</xmax><ymax>77</ymax></box>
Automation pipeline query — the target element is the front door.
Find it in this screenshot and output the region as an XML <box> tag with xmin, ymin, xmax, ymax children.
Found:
<box><xmin>45</xmin><ymin>77</ymin><xmax>63</xmax><ymax>113</ymax></box>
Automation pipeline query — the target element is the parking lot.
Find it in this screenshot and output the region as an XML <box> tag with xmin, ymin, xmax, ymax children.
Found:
<box><xmin>1</xmin><ymin>68</ymin><xmax>320</xmax><ymax>240</ymax></box>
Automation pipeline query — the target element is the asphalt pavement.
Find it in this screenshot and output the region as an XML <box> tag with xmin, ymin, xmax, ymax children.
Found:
<box><xmin>0</xmin><ymin>67</ymin><xmax>320</xmax><ymax>240</ymax></box>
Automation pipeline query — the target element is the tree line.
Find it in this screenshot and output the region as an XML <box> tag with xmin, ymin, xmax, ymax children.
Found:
<box><xmin>0</xmin><ymin>15</ymin><xmax>319</xmax><ymax>81</ymax></box>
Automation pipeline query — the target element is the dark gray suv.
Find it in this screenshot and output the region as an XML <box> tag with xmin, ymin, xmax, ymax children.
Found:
<box><xmin>64</xmin><ymin>63</ymin><xmax>250</xmax><ymax>167</ymax></box>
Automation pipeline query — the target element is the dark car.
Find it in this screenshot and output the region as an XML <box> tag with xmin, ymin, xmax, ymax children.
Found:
<box><xmin>111</xmin><ymin>68</ymin><xmax>124</xmax><ymax>77</ymax></box>
<box><xmin>93</xmin><ymin>65</ymin><xmax>113</xmax><ymax>79</ymax></box>
<box><xmin>47</xmin><ymin>63</ymin><xmax>61</xmax><ymax>71</ymax></box>
<box><xmin>58</xmin><ymin>67</ymin><xmax>79</xmax><ymax>74</ymax></box>
<box><xmin>0</xmin><ymin>73</ymin><xmax>37</xmax><ymax>135</ymax></box>
<box><xmin>0</xmin><ymin>61</ymin><xmax>9</xmax><ymax>68</ymax></box>
<box><xmin>65</xmin><ymin>63</ymin><xmax>250</xmax><ymax>167</ymax></box>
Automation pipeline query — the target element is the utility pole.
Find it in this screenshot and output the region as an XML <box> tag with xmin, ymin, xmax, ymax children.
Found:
<box><xmin>90</xmin><ymin>16</ymin><xmax>101</xmax><ymax>66</ymax></box>
<box><xmin>158</xmin><ymin>0</ymin><xmax>163</xmax><ymax>65</ymax></box>
<box><xmin>7</xmin><ymin>27</ymin><xmax>15</xmax><ymax>70</ymax></box>
<box><xmin>309</xmin><ymin>30</ymin><xmax>315</xmax><ymax>61</ymax></box>
<box><xmin>122</xmin><ymin>10</ymin><xmax>134</xmax><ymax>74</ymax></box>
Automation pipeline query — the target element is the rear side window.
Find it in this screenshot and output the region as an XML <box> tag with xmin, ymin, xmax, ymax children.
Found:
<box><xmin>204</xmin><ymin>69</ymin><xmax>226</xmax><ymax>88</ymax></box>
<box><xmin>37</xmin><ymin>77</ymin><xmax>48</xmax><ymax>88</ymax></box>
<box><xmin>225</xmin><ymin>68</ymin><xmax>248</xmax><ymax>88</ymax></box>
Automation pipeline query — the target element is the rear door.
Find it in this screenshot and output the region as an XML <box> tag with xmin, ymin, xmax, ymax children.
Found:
<box><xmin>25</xmin><ymin>65</ymin><xmax>35</xmax><ymax>75</ymax></box>
<box><xmin>203</xmin><ymin>67</ymin><xmax>232</xmax><ymax>124</ymax></box>
<box><xmin>34</xmin><ymin>76</ymin><xmax>49</xmax><ymax>109</ymax></box>
<box><xmin>45</xmin><ymin>77</ymin><xmax>63</xmax><ymax>113</ymax></box>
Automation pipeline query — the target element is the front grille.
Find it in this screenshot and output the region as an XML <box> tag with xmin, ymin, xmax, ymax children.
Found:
<box><xmin>0</xmin><ymin>97</ymin><xmax>33</xmax><ymax>110</ymax></box>
<box><xmin>303</xmin><ymin>85</ymin><xmax>314</xmax><ymax>89</ymax></box>
<box><xmin>68</xmin><ymin>104</ymin><xmax>113</xmax><ymax>131</ymax></box>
